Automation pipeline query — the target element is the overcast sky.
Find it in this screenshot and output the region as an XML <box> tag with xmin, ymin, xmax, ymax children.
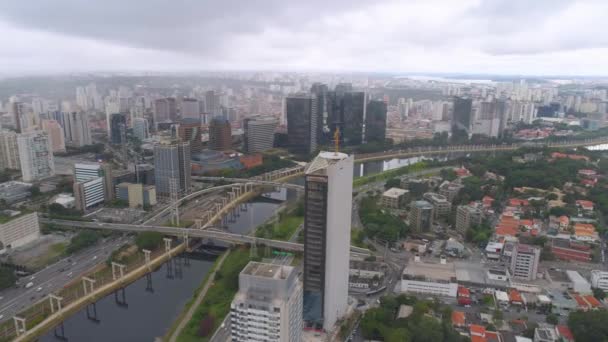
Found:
<box><xmin>1</xmin><ymin>0</ymin><xmax>607</xmax><ymax>76</ymax></box>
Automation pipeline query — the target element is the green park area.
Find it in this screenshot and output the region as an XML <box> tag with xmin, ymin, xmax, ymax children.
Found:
<box><xmin>255</xmin><ymin>200</ymin><xmax>304</xmax><ymax>241</ymax></box>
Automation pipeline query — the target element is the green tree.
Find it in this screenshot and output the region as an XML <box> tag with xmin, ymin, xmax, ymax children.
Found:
<box><xmin>410</xmin><ymin>316</ymin><xmax>444</xmax><ymax>342</ymax></box>
<box><xmin>135</xmin><ymin>231</ymin><xmax>164</xmax><ymax>250</ymax></box>
<box><xmin>592</xmin><ymin>287</ymin><xmax>606</xmax><ymax>300</ymax></box>
<box><xmin>0</xmin><ymin>267</ymin><xmax>16</xmax><ymax>290</ymax></box>
<box><xmin>546</xmin><ymin>313</ymin><xmax>558</xmax><ymax>325</ymax></box>
<box><xmin>568</xmin><ymin>310</ymin><xmax>608</xmax><ymax>342</ymax></box>
<box><xmin>385</xmin><ymin>178</ymin><xmax>401</xmax><ymax>190</ymax></box>
<box><xmin>385</xmin><ymin>328</ymin><xmax>411</xmax><ymax>342</ymax></box>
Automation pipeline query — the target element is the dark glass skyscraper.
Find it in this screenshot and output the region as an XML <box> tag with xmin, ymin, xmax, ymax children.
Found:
<box><xmin>109</xmin><ymin>113</ymin><xmax>127</xmax><ymax>144</ymax></box>
<box><xmin>452</xmin><ymin>97</ymin><xmax>473</xmax><ymax>134</ymax></box>
<box><xmin>208</xmin><ymin>117</ymin><xmax>232</xmax><ymax>151</ymax></box>
<box><xmin>327</xmin><ymin>87</ymin><xmax>365</xmax><ymax>145</ymax></box>
<box><xmin>364</xmin><ymin>100</ymin><xmax>387</xmax><ymax>143</ymax></box>
<box><xmin>310</xmin><ymin>83</ymin><xmax>329</xmax><ymax>143</ymax></box>
<box><xmin>286</xmin><ymin>94</ymin><xmax>318</xmax><ymax>155</ymax></box>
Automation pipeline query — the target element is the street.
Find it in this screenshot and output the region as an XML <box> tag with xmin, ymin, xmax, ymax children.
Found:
<box><xmin>0</xmin><ymin>235</ymin><xmax>131</xmax><ymax>322</ymax></box>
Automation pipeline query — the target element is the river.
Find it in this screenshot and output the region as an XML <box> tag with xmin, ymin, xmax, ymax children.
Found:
<box><xmin>38</xmin><ymin>156</ymin><xmax>426</xmax><ymax>341</ymax></box>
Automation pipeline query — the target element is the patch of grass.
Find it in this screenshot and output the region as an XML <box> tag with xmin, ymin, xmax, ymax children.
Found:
<box><xmin>26</xmin><ymin>242</ymin><xmax>67</xmax><ymax>270</ymax></box>
<box><xmin>255</xmin><ymin>215</ymin><xmax>303</xmax><ymax>241</ymax></box>
<box><xmin>176</xmin><ymin>247</ymin><xmax>251</xmax><ymax>342</ymax></box>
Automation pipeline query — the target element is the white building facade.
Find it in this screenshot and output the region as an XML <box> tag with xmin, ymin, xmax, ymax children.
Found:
<box><xmin>302</xmin><ymin>151</ymin><xmax>353</xmax><ymax>331</ymax></box>
<box><xmin>0</xmin><ymin>212</ymin><xmax>40</xmax><ymax>250</ymax></box>
<box><xmin>591</xmin><ymin>270</ymin><xmax>608</xmax><ymax>292</ymax></box>
<box><xmin>230</xmin><ymin>262</ymin><xmax>303</xmax><ymax>342</ymax></box>
<box><xmin>17</xmin><ymin>131</ymin><xmax>55</xmax><ymax>182</ymax></box>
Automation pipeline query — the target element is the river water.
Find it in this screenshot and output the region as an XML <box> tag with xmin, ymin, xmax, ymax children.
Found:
<box><xmin>39</xmin><ymin>156</ymin><xmax>425</xmax><ymax>341</ymax></box>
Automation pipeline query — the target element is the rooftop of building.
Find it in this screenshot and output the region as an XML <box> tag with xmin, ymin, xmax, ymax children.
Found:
<box><xmin>242</xmin><ymin>262</ymin><xmax>294</xmax><ymax>280</ymax></box>
<box><xmin>305</xmin><ymin>151</ymin><xmax>350</xmax><ymax>175</ymax></box>
<box><xmin>411</xmin><ymin>200</ymin><xmax>434</xmax><ymax>209</ymax></box>
<box><xmin>0</xmin><ymin>181</ymin><xmax>32</xmax><ymax>190</ymax></box>
<box><xmin>403</xmin><ymin>259</ymin><xmax>456</xmax><ymax>282</ymax></box>
<box><xmin>423</xmin><ymin>192</ymin><xmax>449</xmax><ymax>203</ymax></box>
<box><xmin>515</xmin><ymin>243</ymin><xmax>539</xmax><ymax>254</ymax></box>
<box><xmin>383</xmin><ymin>187</ymin><xmax>409</xmax><ymax>198</ymax></box>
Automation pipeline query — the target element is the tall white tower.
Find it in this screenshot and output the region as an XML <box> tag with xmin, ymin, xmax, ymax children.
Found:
<box><xmin>302</xmin><ymin>151</ymin><xmax>353</xmax><ymax>331</ymax></box>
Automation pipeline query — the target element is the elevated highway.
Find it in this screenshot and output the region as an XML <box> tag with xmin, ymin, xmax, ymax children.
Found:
<box><xmin>40</xmin><ymin>218</ymin><xmax>371</xmax><ymax>255</ymax></box>
<box><xmin>353</xmin><ymin>136</ymin><xmax>608</xmax><ymax>163</ymax></box>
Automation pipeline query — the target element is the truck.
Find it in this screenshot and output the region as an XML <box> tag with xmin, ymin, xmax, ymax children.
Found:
<box><xmin>25</xmin><ymin>282</ymin><xmax>34</xmax><ymax>289</ymax></box>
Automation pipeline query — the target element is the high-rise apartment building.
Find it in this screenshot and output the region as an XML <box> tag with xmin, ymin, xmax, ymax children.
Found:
<box><xmin>230</xmin><ymin>262</ymin><xmax>303</xmax><ymax>342</ymax></box>
<box><xmin>286</xmin><ymin>94</ymin><xmax>317</xmax><ymax>155</ymax></box>
<box><xmin>133</xmin><ymin>117</ymin><xmax>149</xmax><ymax>141</ymax></box>
<box><xmin>208</xmin><ymin>117</ymin><xmax>232</xmax><ymax>151</ymax></box>
<box><xmin>180</xmin><ymin>98</ymin><xmax>200</xmax><ymax>120</ymax></box>
<box><xmin>11</xmin><ymin>102</ymin><xmax>26</xmax><ymax>133</ymax></box>
<box><xmin>452</xmin><ymin>97</ymin><xmax>473</xmax><ymax>134</ymax></box>
<box><xmin>303</xmin><ymin>151</ymin><xmax>353</xmax><ymax>331</ymax></box>
<box><xmin>364</xmin><ymin>100</ymin><xmax>387</xmax><ymax>143</ymax></box>
<box><xmin>0</xmin><ymin>131</ymin><xmax>21</xmax><ymax>170</ymax></box>
<box><xmin>423</xmin><ymin>192</ymin><xmax>451</xmax><ymax>219</ymax></box>
<box><xmin>63</xmin><ymin>112</ymin><xmax>92</xmax><ymax>147</ymax></box>
<box><xmin>109</xmin><ymin>113</ymin><xmax>127</xmax><ymax>144</ymax></box>
<box><xmin>177</xmin><ymin>120</ymin><xmax>203</xmax><ymax>154</ymax></box>
<box><xmin>41</xmin><ymin>120</ymin><xmax>66</xmax><ymax>153</ymax></box>
<box><xmin>510</xmin><ymin>243</ymin><xmax>541</xmax><ymax>280</ymax></box>
<box><xmin>410</xmin><ymin>200</ymin><xmax>434</xmax><ymax>232</ymax></box>
<box><xmin>153</xmin><ymin>141</ymin><xmax>191</xmax><ymax>196</ymax></box>
<box><xmin>205</xmin><ymin>90</ymin><xmax>221</xmax><ymax>117</ymax></box>
<box><xmin>243</xmin><ymin>116</ymin><xmax>278</xmax><ymax>154</ymax></box>
<box><xmin>154</xmin><ymin>98</ymin><xmax>177</xmax><ymax>126</ymax></box>
<box><xmin>17</xmin><ymin>131</ymin><xmax>55</xmax><ymax>182</ymax></box>
<box><xmin>455</xmin><ymin>205</ymin><xmax>483</xmax><ymax>234</ymax></box>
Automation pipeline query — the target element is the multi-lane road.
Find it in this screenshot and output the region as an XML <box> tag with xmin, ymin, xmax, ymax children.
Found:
<box><xmin>0</xmin><ymin>235</ymin><xmax>132</xmax><ymax>323</ymax></box>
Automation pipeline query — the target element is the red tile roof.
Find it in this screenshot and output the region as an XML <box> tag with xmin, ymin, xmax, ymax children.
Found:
<box><xmin>556</xmin><ymin>325</ymin><xmax>574</xmax><ymax>341</ymax></box>
<box><xmin>573</xmin><ymin>294</ymin><xmax>590</xmax><ymax>308</ymax></box>
<box><xmin>509</xmin><ymin>289</ymin><xmax>523</xmax><ymax>303</ymax></box>
<box><xmin>470</xmin><ymin>324</ymin><xmax>486</xmax><ymax>336</ymax></box>
<box><xmin>452</xmin><ymin>311</ymin><xmax>466</xmax><ymax>326</ymax></box>
<box><xmin>576</xmin><ymin>200</ymin><xmax>594</xmax><ymax>209</ymax></box>
<box><xmin>584</xmin><ymin>295</ymin><xmax>602</xmax><ymax>308</ymax></box>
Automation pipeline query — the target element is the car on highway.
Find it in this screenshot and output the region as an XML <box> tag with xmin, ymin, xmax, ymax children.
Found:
<box><xmin>25</xmin><ymin>282</ymin><xmax>34</xmax><ymax>289</ymax></box>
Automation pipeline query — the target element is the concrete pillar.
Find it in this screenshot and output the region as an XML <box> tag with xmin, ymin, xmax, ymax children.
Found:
<box><xmin>183</xmin><ymin>235</ymin><xmax>189</xmax><ymax>249</ymax></box>
<box><xmin>163</xmin><ymin>238</ymin><xmax>172</xmax><ymax>254</ymax></box>
<box><xmin>82</xmin><ymin>277</ymin><xmax>96</xmax><ymax>295</ymax></box>
<box><xmin>13</xmin><ymin>317</ymin><xmax>26</xmax><ymax>336</ymax></box>
<box><xmin>49</xmin><ymin>294</ymin><xmax>63</xmax><ymax>314</ymax></box>
<box><xmin>111</xmin><ymin>262</ymin><xmax>126</xmax><ymax>281</ymax></box>
<box><xmin>143</xmin><ymin>249</ymin><xmax>151</xmax><ymax>265</ymax></box>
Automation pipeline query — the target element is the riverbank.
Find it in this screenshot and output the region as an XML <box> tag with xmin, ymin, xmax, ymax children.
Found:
<box><xmin>353</xmin><ymin>161</ymin><xmax>429</xmax><ymax>187</ymax></box>
<box><xmin>166</xmin><ymin>251</ymin><xmax>230</xmax><ymax>342</ymax></box>
<box><xmin>173</xmin><ymin>247</ymin><xmax>251</xmax><ymax>342</ymax></box>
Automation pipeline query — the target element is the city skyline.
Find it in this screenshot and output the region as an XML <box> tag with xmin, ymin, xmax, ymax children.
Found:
<box><xmin>0</xmin><ymin>0</ymin><xmax>608</xmax><ymax>75</ymax></box>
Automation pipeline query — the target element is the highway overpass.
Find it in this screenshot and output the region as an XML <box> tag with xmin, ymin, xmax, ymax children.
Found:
<box><xmin>40</xmin><ymin>218</ymin><xmax>371</xmax><ymax>255</ymax></box>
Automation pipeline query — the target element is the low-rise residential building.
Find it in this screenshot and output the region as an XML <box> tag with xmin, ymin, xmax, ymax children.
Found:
<box><xmin>381</xmin><ymin>188</ymin><xmax>410</xmax><ymax>209</ymax></box>
<box><xmin>0</xmin><ymin>212</ymin><xmax>40</xmax><ymax>250</ymax></box>
<box><xmin>573</xmin><ymin>223</ymin><xmax>599</xmax><ymax>242</ymax></box>
<box><xmin>590</xmin><ymin>270</ymin><xmax>608</xmax><ymax>291</ymax></box>
<box><xmin>551</xmin><ymin>238</ymin><xmax>592</xmax><ymax>262</ymax></box>
<box><xmin>456</xmin><ymin>204</ymin><xmax>483</xmax><ymax>234</ymax></box>
<box><xmin>534</xmin><ymin>323</ymin><xmax>558</xmax><ymax>342</ymax></box>
<box><xmin>0</xmin><ymin>181</ymin><xmax>31</xmax><ymax>204</ymax></box>
<box><xmin>576</xmin><ymin>200</ymin><xmax>594</xmax><ymax>214</ymax></box>
<box><xmin>400</xmin><ymin>258</ymin><xmax>458</xmax><ymax>297</ymax></box>
<box><xmin>423</xmin><ymin>192</ymin><xmax>451</xmax><ymax>219</ymax></box>
<box><xmin>566</xmin><ymin>270</ymin><xmax>592</xmax><ymax>294</ymax></box>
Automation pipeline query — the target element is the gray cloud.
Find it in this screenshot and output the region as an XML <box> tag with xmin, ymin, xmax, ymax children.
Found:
<box><xmin>0</xmin><ymin>0</ymin><xmax>607</xmax><ymax>74</ymax></box>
